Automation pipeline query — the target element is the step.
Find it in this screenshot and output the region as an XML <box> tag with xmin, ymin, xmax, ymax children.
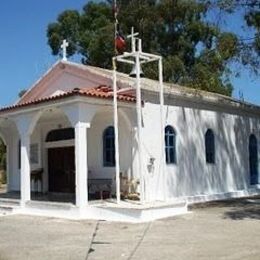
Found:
<box><xmin>0</xmin><ymin>198</ymin><xmax>20</xmax><ymax>206</ymax></box>
<box><xmin>90</xmin><ymin>200</ymin><xmax>188</xmax><ymax>222</ymax></box>
<box><xmin>98</xmin><ymin>199</ymin><xmax>187</xmax><ymax>210</ymax></box>
<box><xmin>0</xmin><ymin>205</ymin><xmax>14</xmax><ymax>212</ymax></box>
<box><xmin>0</xmin><ymin>204</ymin><xmax>20</xmax><ymax>216</ymax></box>
<box><xmin>26</xmin><ymin>200</ymin><xmax>75</xmax><ymax>211</ymax></box>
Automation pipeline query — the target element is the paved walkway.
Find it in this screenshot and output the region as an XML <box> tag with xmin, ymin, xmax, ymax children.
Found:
<box><xmin>0</xmin><ymin>196</ymin><xmax>259</xmax><ymax>260</ymax></box>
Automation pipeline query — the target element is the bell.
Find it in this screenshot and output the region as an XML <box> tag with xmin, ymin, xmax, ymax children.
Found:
<box><xmin>129</xmin><ymin>63</ymin><xmax>144</xmax><ymax>78</ymax></box>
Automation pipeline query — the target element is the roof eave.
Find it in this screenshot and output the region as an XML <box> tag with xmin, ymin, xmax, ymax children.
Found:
<box><xmin>0</xmin><ymin>92</ymin><xmax>136</xmax><ymax>116</ymax></box>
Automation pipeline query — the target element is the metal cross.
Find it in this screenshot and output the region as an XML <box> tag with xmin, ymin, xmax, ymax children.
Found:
<box><xmin>127</xmin><ymin>27</ymin><xmax>139</xmax><ymax>52</ymax></box>
<box><xmin>61</xmin><ymin>39</ymin><xmax>69</xmax><ymax>61</ymax></box>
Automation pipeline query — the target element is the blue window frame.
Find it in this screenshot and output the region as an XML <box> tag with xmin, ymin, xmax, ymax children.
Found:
<box><xmin>249</xmin><ymin>134</ymin><xmax>258</xmax><ymax>185</ymax></box>
<box><xmin>165</xmin><ymin>125</ymin><xmax>176</xmax><ymax>164</ymax></box>
<box><xmin>205</xmin><ymin>129</ymin><xmax>215</xmax><ymax>164</ymax></box>
<box><xmin>103</xmin><ymin>126</ymin><xmax>115</xmax><ymax>167</ymax></box>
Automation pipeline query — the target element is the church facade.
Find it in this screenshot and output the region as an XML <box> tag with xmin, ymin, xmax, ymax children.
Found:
<box><xmin>0</xmin><ymin>60</ymin><xmax>259</xmax><ymax>219</ymax></box>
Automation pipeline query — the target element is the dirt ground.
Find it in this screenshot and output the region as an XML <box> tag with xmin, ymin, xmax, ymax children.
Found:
<box><xmin>0</xmin><ymin>196</ymin><xmax>259</xmax><ymax>260</ymax></box>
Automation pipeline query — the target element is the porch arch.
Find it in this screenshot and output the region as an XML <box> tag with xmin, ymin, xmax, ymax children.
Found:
<box><xmin>0</xmin><ymin>131</ymin><xmax>7</xmax><ymax>188</ymax></box>
<box><xmin>46</xmin><ymin>128</ymin><xmax>74</xmax><ymax>142</ymax></box>
<box><xmin>30</xmin><ymin>107</ymin><xmax>74</xmax><ymax>196</ymax></box>
<box><xmin>0</xmin><ymin>119</ymin><xmax>20</xmax><ymax>193</ymax></box>
<box><xmin>0</xmin><ymin>131</ymin><xmax>7</xmax><ymax>145</ymax></box>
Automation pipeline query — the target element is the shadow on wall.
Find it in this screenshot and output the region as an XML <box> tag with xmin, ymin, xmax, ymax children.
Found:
<box><xmin>163</xmin><ymin>96</ymin><xmax>258</xmax><ymax>198</ymax></box>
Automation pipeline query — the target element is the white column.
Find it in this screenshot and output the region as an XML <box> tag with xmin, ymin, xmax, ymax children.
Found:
<box><xmin>75</xmin><ymin>122</ymin><xmax>89</xmax><ymax>209</ymax></box>
<box><xmin>135</xmin><ymin>52</ymin><xmax>145</xmax><ymax>203</ymax></box>
<box><xmin>159</xmin><ymin>58</ymin><xmax>166</xmax><ymax>200</ymax></box>
<box><xmin>13</xmin><ymin>112</ymin><xmax>42</xmax><ymax>206</ymax></box>
<box><xmin>112</xmin><ymin>59</ymin><xmax>121</xmax><ymax>204</ymax></box>
<box><xmin>20</xmin><ymin>133</ymin><xmax>31</xmax><ymax>206</ymax></box>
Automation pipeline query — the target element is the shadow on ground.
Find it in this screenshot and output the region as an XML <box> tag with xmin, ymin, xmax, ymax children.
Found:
<box><xmin>190</xmin><ymin>195</ymin><xmax>260</xmax><ymax>220</ymax></box>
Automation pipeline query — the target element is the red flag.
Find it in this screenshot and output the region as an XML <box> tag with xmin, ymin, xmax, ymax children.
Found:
<box><xmin>115</xmin><ymin>33</ymin><xmax>126</xmax><ymax>54</ymax></box>
<box><xmin>113</xmin><ymin>1</ymin><xmax>126</xmax><ymax>54</ymax></box>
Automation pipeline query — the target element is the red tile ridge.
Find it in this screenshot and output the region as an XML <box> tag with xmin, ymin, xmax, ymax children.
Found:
<box><xmin>0</xmin><ymin>85</ymin><xmax>137</xmax><ymax>113</ymax></box>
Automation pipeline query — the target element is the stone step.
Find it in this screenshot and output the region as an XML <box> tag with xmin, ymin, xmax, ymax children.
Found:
<box><xmin>0</xmin><ymin>204</ymin><xmax>19</xmax><ymax>216</ymax></box>
<box><xmin>100</xmin><ymin>199</ymin><xmax>187</xmax><ymax>210</ymax></box>
<box><xmin>93</xmin><ymin>200</ymin><xmax>188</xmax><ymax>222</ymax></box>
<box><xmin>0</xmin><ymin>198</ymin><xmax>20</xmax><ymax>206</ymax></box>
<box><xmin>0</xmin><ymin>205</ymin><xmax>14</xmax><ymax>212</ymax></box>
<box><xmin>26</xmin><ymin>200</ymin><xmax>75</xmax><ymax>211</ymax></box>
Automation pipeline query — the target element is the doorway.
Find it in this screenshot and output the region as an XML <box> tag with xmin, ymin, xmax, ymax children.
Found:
<box><xmin>249</xmin><ymin>134</ymin><xmax>258</xmax><ymax>185</ymax></box>
<box><xmin>48</xmin><ymin>147</ymin><xmax>75</xmax><ymax>193</ymax></box>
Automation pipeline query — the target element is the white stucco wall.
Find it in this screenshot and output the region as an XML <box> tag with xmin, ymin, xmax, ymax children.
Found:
<box><xmin>22</xmin><ymin>68</ymin><xmax>113</xmax><ymax>103</ymax></box>
<box><xmin>141</xmin><ymin>91</ymin><xmax>260</xmax><ymax>201</ymax></box>
<box><xmin>88</xmin><ymin>107</ymin><xmax>133</xmax><ymax>190</ymax></box>
<box><xmin>42</xmin><ymin>72</ymin><xmax>100</xmax><ymax>98</ymax></box>
<box><xmin>0</xmin><ymin>125</ymin><xmax>20</xmax><ymax>191</ymax></box>
<box><xmin>5</xmin><ymin>105</ymin><xmax>134</xmax><ymax>194</ymax></box>
<box><xmin>4</xmin><ymin>90</ymin><xmax>260</xmax><ymax>202</ymax></box>
<box><xmin>8</xmin><ymin>134</ymin><xmax>20</xmax><ymax>191</ymax></box>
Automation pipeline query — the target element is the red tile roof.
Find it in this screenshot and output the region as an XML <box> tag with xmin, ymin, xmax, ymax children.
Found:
<box><xmin>0</xmin><ymin>85</ymin><xmax>136</xmax><ymax>113</ymax></box>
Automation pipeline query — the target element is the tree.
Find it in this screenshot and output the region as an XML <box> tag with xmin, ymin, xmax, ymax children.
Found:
<box><xmin>206</xmin><ymin>0</ymin><xmax>260</xmax><ymax>75</ymax></box>
<box><xmin>46</xmin><ymin>0</ymin><xmax>260</xmax><ymax>96</ymax></box>
<box><xmin>18</xmin><ymin>89</ymin><xmax>27</xmax><ymax>98</ymax></box>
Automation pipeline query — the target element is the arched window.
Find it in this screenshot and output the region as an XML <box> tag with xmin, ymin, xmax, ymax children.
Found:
<box><xmin>249</xmin><ymin>134</ymin><xmax>258</xmax><ymax>185</ymax></box>
<box><xmin>205</xmin><ymin>129</ymin><xmax>215</xmax><ymax>164</ymax></box>
<box><xmin>103</xmin><ymin>126</ymin><xmax>115</xmax><ymax>167</ymax></box>
<box><xmin>46</xmin><ymin>128</ymin><xmax>74</xmax><ymax>142</ymax></box>
<box><xmin>165</xmin><ymin>125</ymin><xmax>176</xmax><ymax>164</ymax></box>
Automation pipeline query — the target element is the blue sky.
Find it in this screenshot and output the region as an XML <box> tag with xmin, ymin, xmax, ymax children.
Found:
<box><xmin>0</xmin><ymin>0</ymin><xmax>259</xmax><ymax>107</ymax></box>
<box><xmin>0</xmin><ymin>0</ymin><xmax>87</xmax><ymax>107</ymax></box>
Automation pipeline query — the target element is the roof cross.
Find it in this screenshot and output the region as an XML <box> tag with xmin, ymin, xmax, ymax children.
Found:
<box><xmin>127</xmin><ymin>27</ymin><xmax>139</xmax><ymax>52</ymax></box>
<box><xmin>61</xmin><ymin>39</ymin><xmax>69</xmax><ymax>61</ymax></box>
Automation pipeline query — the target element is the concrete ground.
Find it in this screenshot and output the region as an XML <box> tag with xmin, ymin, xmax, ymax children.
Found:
<box><xmin>0</xmin><ymin>196</ymin><xmax>259</xmax><ymax>260</ymax></box>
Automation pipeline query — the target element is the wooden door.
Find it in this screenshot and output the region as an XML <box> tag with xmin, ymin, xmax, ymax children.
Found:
<box><xmin>48</xmin><ymin>147</ymin><xmax>75</xmax><ymax>193</ymax></box>
<box><xmin>249</xmin><ymin>135</ymin><xmax>258</xmax><ymax>185</ymax></box>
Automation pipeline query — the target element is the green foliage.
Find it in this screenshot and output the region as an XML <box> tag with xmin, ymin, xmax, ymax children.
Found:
<box><xmin>46</xmin><ymin>0</ymin><xmax>260</xmax><ymax>96</ymax></box>
<box><xmin>18</xmin><ymin>89</ymin><xmax>27</xmax><ymax>98</ymax></box>
<box><xmin>209</xmin><ymin>0</ymin><xmax>260</xmax><ymax>74</ymax></box>
<box><xmin>47</xmin><ymin>10</ymin><xmax>81</xmax><ymax>56</ymax></box>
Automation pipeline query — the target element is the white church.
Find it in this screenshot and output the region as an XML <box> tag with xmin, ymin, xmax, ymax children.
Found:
<box><xmin>0</xmin><ymin>34</ymin><xmax>259</xmax><ymax>222</ymax></box>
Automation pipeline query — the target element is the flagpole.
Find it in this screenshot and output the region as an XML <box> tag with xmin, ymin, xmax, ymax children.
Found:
<box><xmin>113</xmin><ymin>0</ymin><xmax>121</xmax><ymax>204</ymax></box>
<box><xmin>112</xmin><ymin>3</ymin><xmax>165</xmax><ymax>204</ymax></box>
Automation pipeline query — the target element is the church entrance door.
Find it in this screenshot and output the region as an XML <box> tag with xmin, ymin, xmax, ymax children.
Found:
<box><xmin>249</xmin><ymin>135</ymin><xmax>258</xmax><ymax>185</ymax></box>
<box><xmin>48</xmin><ymin>147</ymin><xmax>75</xmax><ymax>193</ymax></box>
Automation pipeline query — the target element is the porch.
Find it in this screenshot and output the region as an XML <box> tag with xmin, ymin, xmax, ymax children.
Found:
<box><xmin>0</xmin><ymin>177</ymin><xmax>187</xmax><ymax>222</ymax></box>
<box><xmin>0</xmin><ymin>189</ymin><xmax>187</xmax><ymax>222</ymax></box>
<box><xmin>0</xmin><ymin>96</ymin><xmax>141</xmax><ymax>211</ymax></box>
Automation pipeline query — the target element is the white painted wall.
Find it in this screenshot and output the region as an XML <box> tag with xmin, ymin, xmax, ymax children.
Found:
<box><xmin>141</xmin><ymin>91</ymin><xmax>260</xmax><ymax>201</ymax></box>
<box><xmin>23</xmin><ymin>68</ymin><xmax>113</xmax><ymax>103</ymax></box>
<box><xmin>6</xmin><ymin>105</ymin><xmax>134</xmax><ymax>195</ymax></box>
<box><xmin>8</xmin><ymin>132</ymin><xmax>20</xmax><ymax>191</ymax></box>
<box><xmin>41</xmin><ymin>72</ymin><xmax>100</xmax><ymax>98</ymax></box>
<box><xmin>4</xmin><ymin>89</ymin><xmax>260</xmax><ymax>203</ymax></box>
<box><xmin>0</xmin><ymin>125</ymin><xmax>20</xmax><ymax>192</ymax></box>
<box><xmin>88</xmin><ymin>107</ymin><xmax>133</xmax><ymax>193</ymax></box>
